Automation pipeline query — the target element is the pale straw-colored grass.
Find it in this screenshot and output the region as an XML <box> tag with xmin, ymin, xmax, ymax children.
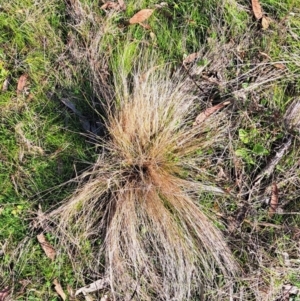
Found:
<box><xmin>48</xmin><ymin>64</ymin><xmax>238</xmax><ymax>300</ymax></box>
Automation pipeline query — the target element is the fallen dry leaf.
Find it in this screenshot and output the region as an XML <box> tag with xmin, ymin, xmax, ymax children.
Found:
<box><xmin>129</xmin><ymin>9</ymin><xmax>154</xmax><ymax>24</ymax></box>
<box><xmin>274</xmin><ymin>63</ymin><xmax>286</xmax><ymax>70</ymax></box>
<box><xmin>0</xmin><ymin>287</ymin><xmax>9</xmax><ymax>301</ymax></box>
<box><xmin>17</xmin><ymin>74</ymin><xmax>28</xmax><ymax>95</ymax></box>
<box><xmin>100</xmin><ymin>2</ymin><xmax>120</xmax><ymax>10</ymax></box>
<box><xmin>251</xmin><ymin>0</ymin><xmax>263</xmax><ymax>20</ymax></box>
<box><xmin>183</xmin><ymin>52</ymin><xmax>201</xmax><ymax>65</ymax></box>
<box><xmin>259</xmin><ymin>52</ymin><xmax>272</xmax><ymax>60</ymax></box>
<box><xmin>2</xmin><ymin>78</ymin><xmax>9</xmax><ymax>91</ymax></box>
<box><xmin>53</xmin><ymin>279</ymin><xmax>66</xmax><ymax>301</ymax></box>
<box><xmin>268</xmin><ymin>182</ymin><xmax>278</xmax><ymax>217</ymax></box>
<box><xmin>37</xmin><ymin>233</ymin><xmax>56</xmax><ymax>260</ymax></box>
<box><xmin>118</xmin><ymin>0</ymin><xmax>126</xmax><ymax>10</ymax></box>
<box><xmin>261</xmin><ymin>16</ymin><xmax>269</xmax><ymax>29</ymax></box>
<box><xmin>193</xmin><ymin>101</ymin><xmax>230</xmax><ymax>125</ymax></box>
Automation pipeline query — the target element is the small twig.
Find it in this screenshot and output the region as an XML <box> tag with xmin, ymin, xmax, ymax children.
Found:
<box><xmin>243</xmin><ymin>219</ymin><xmax>283</xmax><ymax>229</ymax></box>
<box><xmin>271</xmin><ymin>212</ymin><xmax>300</xmax><ymax>215</ymax></box>
<box><xmin>252</xmin><ymin>136</ymin><xmax>293</xmax><ymax>192</ymax></box>
<box><xmin>182</xmin><ymin>64</ymin><xmax>205</xmax><ymax>93</ymax></box>
<box><xmin>75</xmin><ymin>277</ymin><xmax>109</xmax><ymax>296</ymax></box>
<box><xmin>246</xmin><ymin>135</ymin><xmax>293</xmax><ymax>207</ymax></box>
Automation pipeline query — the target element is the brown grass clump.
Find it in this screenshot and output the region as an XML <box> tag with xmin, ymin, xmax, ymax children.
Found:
<box><xmin>47</xmin><ymin>66</ymin><xmax>238</xmax><ymax>300</ymax></box>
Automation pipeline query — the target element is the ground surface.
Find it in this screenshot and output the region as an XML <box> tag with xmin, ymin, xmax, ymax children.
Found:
<box><xmin>0</xmin><ymin>0</ymin><xmax>300</xmax><ymax>300</ymax></box>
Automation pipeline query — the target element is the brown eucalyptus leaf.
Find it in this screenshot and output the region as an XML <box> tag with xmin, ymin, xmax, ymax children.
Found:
<box><xmin>37</xmin><ymin>233</ymin><xmax>56</xmax><ymax>260</ymax></box>
<box><xmin>251</xmin><ymin>0</ymin><xmax>263</xmax><ymax>20</ymax></box>
<box><xmin>129</xmin><ymin>9</ymin><xmax>154</xmax><ymax>24</ymax></box>
<box><xmin>17</xmin><ymin>74</ymin><xmax>28</xmax><ymax>94</ymax></box>
<box><xmin>193</xmin><ymin>101</ymin><xmax>230</xmax><ymax>125</ymax></box>
<box><xmin>261</xmin><ymin>16</ymin><xmax>269</xmax><ymax>29</ymax></box>
<box><xmin>268</xmin><ymin>182</ymin><xmax>278</xmax><ymax>217</ymax></box>
<box><xmin>2</xmin><ymin>78</ymin><xmax>9</xmax><ymax>91</ymax></box>
<box><xmin>118</xmin><ymin>0</ymin><xmax>126</xmax><ymax>10</ymax></box>
<box><xmin>100</xmin><ymin>2</ymin><xmax>120</xmax><ymax>10</ymax></box>
<box><xmin>259</xmin><ymin>52</ymin><xmax>272</xmax><ymax>60</ymax></box>
<box><xmin>53</xmin><ymin>279</ymin><xmax>66</xmax><ymax>301</ymax></box>
<box><xmin>183</xmin><ymin>52</ymin><xmax>200</xmax><ymax>65</ymax></box>
<box><xmin>274</xmin><ymin>63</ymin><xmax>286</xmax><ymax>69</ymax></box>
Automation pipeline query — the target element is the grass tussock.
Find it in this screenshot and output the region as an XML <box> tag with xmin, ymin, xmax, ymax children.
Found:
<box><xmin>2</xmin><ymin>0</ymin><xmax>300</xmax><ymax>299</ymax></box>
<box><xmin>47</xmin><ymin>63</ymin><xmax>238</xmax><ymax>300</ymax></box>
